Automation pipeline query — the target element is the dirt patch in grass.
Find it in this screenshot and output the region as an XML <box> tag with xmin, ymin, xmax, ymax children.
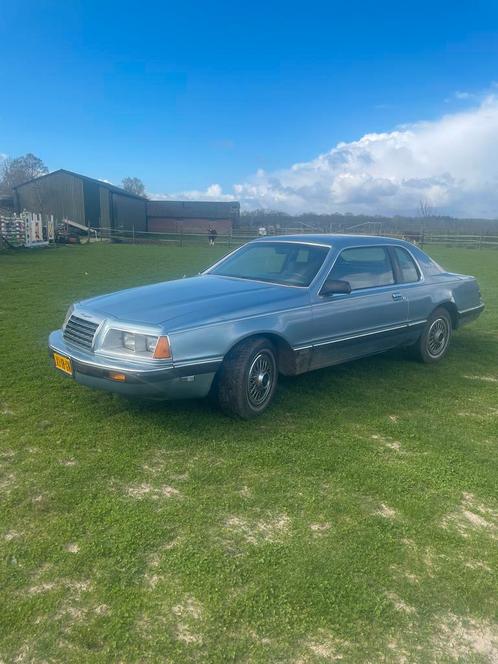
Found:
<box><xmin>463</xmin><ymin>374</ymin><xmax>498</xmax><ymax>383</ymax></box>
<box><xmin>441</xmin><ymin>492</ymin><xmax>497</xmax><ymax>539</ymax></box>
<box><xmin>148</xmin><ymin>537</ymin><xmax>181</xmax><ymax>568</ymax></box>
<box><xmin>0</xmin><ymin>448</ymin><xmax>16</xmax><ymax>458</ymax></box>
<box><xmin>310</xmin><ymin>522</ymin><xmax>331</xmax><ymax>536</ymax></box>
<box><xmin>371</xmin><ymin>434</ymin><xmax>402</xmax><ymax>451</ymax></box>
<box><xmin>144</xmin><ymin>573</ymin><xmax>163</xmax><ymax>589</ymax></box>
<box><xmin>143</xmin><ymin>538</ymin><xmax>183</xmax><ymax>589</ymax></box>
<box><xmin>375</xmin><ymin>503</ymin><xmax>397</xmax><ymax>519</ymax></box>
<box><xmin>0</xmin><ymin>472</ymin><xmax>17</xmax><ymax>494</ymax></box>
<box><xmin>432</xmin><ymin>613</ymin><xmax>498</xmax><ymax>661</ymax></box>
<box><xmin>4</xmin><ymin>529</ymin><xmax>22</xmax><ymax>541</ymax></box>
<box><xmin>296</xmin><ymin>630</ymin><xmax>350</xmax><ymax>662</ymax></box>
<box><xmin>0</xmin><ymin>401</ymin><xmax>15</xmax><ymax>416</ymax></box>
<box><xmin>59</xmin><ymin>459</ymin><xmax>77</xmax><ymax>467</ymax></box>
<box><xmin>385</xmin><ymin>591</ymin><xmax>417</xmax><ymax>615</ymax></box>
<box><xmin>224</xmin><ymin>513</ymin><xmax>291</xmax><ymax>545</ymax></box>
<box><xmin>464</xmin><ymin>559</ymin><xmax>492</xmax><ymax>572</ymax></box>
<box><xmin>28</xmin><ymin>581</ymin><xmax>57</xmax><ymax>595</ymax></box>
<box><xmin>173</xmin><ymin>596</ymin><xmax>204</xmax><ymax>645</ymax></box>
<box><xmin>125</xmin><ymin>482</ymin><xmax>181</xmax><ymax>500</ymax></box>
<box><xmin>28</xmin><ymin>579</ymin><xmax>92</xmax><ymax>596</ymax></box>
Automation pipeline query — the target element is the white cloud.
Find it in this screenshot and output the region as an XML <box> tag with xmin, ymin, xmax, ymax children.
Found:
<box><xmin>152</xmin><ymin>95</ymin><xmax>498</xmax><ymax>218</ymax></box>
<box><xmin>150</xmin><ymin>183</ymin><xmax>237</xmax><ymax>203</ymax></box>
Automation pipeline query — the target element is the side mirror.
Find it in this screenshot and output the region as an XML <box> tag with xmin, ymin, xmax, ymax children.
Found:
<box><xmin>320</xmin><ymin>278</ymin><xmax>352</xmax><ymax>297</ymax></box>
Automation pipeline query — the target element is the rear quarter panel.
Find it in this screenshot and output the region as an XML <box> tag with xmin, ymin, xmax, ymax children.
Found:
<box><xmin>450</xmin><ymin>275</ymin><xmax>482</xmax><ymax>311</ymax></box>
<box><xmin>407</xmin><ymin>274</ymin><xmax>481</xmax><ymax>324</ymax></box>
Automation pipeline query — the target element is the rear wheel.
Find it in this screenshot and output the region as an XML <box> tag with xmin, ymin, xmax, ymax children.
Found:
<box><xmin>216</xmin><ymin>337</ymin><xmax>278</xmax><ymax>418</ymax></box>
<box><xmin>411</xmin><ymin>307</ymin><xmax>452</xmax><ymax>363</ymax></box>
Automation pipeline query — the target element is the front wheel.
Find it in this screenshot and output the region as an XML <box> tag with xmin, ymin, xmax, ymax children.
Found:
<box><xmin>216</xmin><ymin>338</ymin><xmax>278</xmax><ymax>418</ymax></box>
<box><xmin>411</xmin><ymin>307</ymin><xmax>452</xmax><ymax>363</ymax></box>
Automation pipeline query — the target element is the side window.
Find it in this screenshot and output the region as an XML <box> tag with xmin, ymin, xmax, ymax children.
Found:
<box><xmin>329</xmin><ymin>246</ymin><xmax>395</xmax><ymax>290</ymax></box>
<box><xmin>393</xmin><ymin>247</ymin><xmax>420</xmax><ymax>283</ymax></box>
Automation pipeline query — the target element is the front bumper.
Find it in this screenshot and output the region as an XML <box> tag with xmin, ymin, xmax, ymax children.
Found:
<box><xmin>48</xmin><ymin>330</ymin><xmax>220</xmax><ymax>400</ymax></box>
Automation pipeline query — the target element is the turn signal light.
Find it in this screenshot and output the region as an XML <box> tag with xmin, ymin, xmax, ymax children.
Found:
<box><xmin>109</xmin><ymin>372</ymin><xmax>126</xmax><ymax>382</ymax></box>
<box><xmin>153</xmin><ymin>336</ymin><xmax>171</xmax><ymax>359</ymax></box>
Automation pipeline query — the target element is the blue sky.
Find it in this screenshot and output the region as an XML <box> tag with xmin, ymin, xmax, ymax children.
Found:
<box><xmin>2</xmin><ymin>1</ymin><xmax>498</xmax><ymax>215</ymax></box>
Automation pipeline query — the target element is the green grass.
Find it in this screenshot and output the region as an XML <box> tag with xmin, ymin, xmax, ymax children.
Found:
<box><xmin>1</xmin><ymin>243</ymin><xmax>497</xmax><ymax>663</ymax></box>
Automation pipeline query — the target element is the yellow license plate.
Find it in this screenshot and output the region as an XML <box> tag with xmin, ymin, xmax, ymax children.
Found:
<box><xmin>53</xmin><ymin>352</ymin><xmax>73</xmax><ymax>376</ymax></box>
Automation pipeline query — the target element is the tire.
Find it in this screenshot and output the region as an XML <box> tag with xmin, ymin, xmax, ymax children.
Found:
<box><xmin>411</xmin><ymin>307</ymin><xmax>452</xmax><ymax>363</ymax></box>
<box><xmin>216</xmin><ymin>337</ymin><xmax>278</xmax><ymax>418</ymax></box>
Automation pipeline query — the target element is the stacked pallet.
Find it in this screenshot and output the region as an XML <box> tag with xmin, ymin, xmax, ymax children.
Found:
<box><xmin>0</xmin><ymin>215</ymin><xmax>25</xmax><ymax>247</ymax></box>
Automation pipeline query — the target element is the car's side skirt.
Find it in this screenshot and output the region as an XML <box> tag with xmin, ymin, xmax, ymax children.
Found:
<box><xmin>293</xmin><ymin>320</ymin><xmax>426</xmax><ymax>372</ymax></box>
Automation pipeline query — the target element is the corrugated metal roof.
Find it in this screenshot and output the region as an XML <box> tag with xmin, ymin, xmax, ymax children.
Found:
<box><xmin>13</xmin><ymin>169</ymin><xmax>147</xmax><ymax>200</ymax></box>
<box><xmin>147</xmin><ymin>200</ymin><xmax>240</xmax><ymax>219</ymax></box>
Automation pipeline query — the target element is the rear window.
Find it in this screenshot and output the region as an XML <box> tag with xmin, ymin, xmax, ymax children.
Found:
<box><xmin>393</xmin><ymin>247</ymin><xmax>420</xmax><ymax>283</ymax></box>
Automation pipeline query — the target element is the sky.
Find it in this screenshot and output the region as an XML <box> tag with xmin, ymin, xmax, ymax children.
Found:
<box><xmin>2</xmin><ymin>0</ymin><xmax>498</xmax><ymax>217</ymax></box>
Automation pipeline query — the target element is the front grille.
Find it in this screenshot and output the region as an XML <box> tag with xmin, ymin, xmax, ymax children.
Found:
<box><xmin>63</xmin><ymin>315</ymin><xmax>99</xmax><ymax>349</ymax></box>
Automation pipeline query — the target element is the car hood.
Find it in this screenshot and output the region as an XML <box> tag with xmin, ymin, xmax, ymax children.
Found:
<box><xmin>78</xmin><ymin>274</ymin><xmax>307</xmax><ymax>330</ymax></box>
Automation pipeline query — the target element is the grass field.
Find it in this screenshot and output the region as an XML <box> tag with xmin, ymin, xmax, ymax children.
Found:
<box><xmin>1</xmin><ymin>243</ymin><xmax>497</xmax><ymax>663</ymax></box>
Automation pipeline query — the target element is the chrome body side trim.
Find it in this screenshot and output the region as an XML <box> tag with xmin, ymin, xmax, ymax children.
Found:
<box><xmin>293</xmin><ymin>319</ymin><xmax>426</xmax><ymax>351</ymax></box>
<box><xmin>458</xmin><ymin>303</ymin><xmax>485</xmax><ymax>315</ymax></box>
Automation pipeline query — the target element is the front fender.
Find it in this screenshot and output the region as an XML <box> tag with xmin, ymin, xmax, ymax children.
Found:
<box><xmin>168</xmin><ymin>305</ymin><xmax>311</xmax><ymax>367</ymax></box>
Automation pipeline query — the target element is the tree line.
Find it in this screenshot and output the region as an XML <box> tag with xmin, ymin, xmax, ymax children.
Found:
<box><xmin>240</xmin><ymin>209</ymin><xmax>498</xmax><ymax>235</ymax></box>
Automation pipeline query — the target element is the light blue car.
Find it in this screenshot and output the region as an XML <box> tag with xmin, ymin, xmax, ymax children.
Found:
<box><xmin>49</xmin><ymin>235</ymin><xmax>484</xmax><ymax>418</ymax></box>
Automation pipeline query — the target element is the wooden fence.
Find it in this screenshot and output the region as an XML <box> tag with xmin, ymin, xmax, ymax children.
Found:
<box><xmin>93</xmin><ymin>227</ymin><xmax>498</xmax><ymax>249</ymax></box>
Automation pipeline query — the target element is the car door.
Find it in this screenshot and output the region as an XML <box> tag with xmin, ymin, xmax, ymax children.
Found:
<box><xmin>388</xmin><ymin>244</ymin><xmax>432</xmax><ymax>333</ymax></box>
<box><xmin>310</xmin><ymin>245</ymin><xmax>409</xmax><ymax>369</ymax></box>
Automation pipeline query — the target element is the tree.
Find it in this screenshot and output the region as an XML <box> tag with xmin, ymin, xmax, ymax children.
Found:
<box><xmin>0</xmin><ymin>153</ymin><xmax>48</xmax><ymax>193</ymax></box>
<box><xmin>418</xmin><ymin>199</ymin><xmax>435</xmax><ymax>218</ymax></box>
<box><xmin>122</xmin><ymin>177</ymin><xmax>146</xmax><ymax>197</ymax></box>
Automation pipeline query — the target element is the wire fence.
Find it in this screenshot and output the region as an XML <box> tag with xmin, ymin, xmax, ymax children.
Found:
<box><xmin>4</xmin><ymin>220</ymin><xmax>498</xmax><ymax>251</ymax></box>
<box><xmin>92</xmin><ymin>227</ymin><xmax>498</xmax><ymax>250</ymax></box>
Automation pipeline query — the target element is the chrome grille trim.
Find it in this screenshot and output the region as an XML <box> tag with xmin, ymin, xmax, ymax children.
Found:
<box><xmin>63</xmin><ymin>315</ymin><xmax>99</xmax><ymax>349</ymax></box>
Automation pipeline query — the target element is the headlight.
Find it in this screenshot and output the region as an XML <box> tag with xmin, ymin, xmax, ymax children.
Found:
<box><xmin>122</xmin><ymin>331</ymin><xmax>137</xmax><ymax>351</ymax></box>
<box><xmin>62</xmin><ymin>304</ymin><xmax>74</xmax><ymax>329</ymax></box>
<box><xmin>122</xmin><ymin>332</ymin><xmax>158</xmax><ymax>353</ymax></box>
<box><xmin>101</xmin><ymin>329</ymin><xmax>169</xmax><ymax>359</ymax></box>
<box><xmin>145</xmin><ymin>336</ymin><xmax>157</xmax><ymax>352</ymax></box>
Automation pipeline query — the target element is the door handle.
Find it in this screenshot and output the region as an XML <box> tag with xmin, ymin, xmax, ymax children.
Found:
<box><xmin>392</xmin><ymin>292</ymin><xmax>404</xmax><ymax>300</ymax></box>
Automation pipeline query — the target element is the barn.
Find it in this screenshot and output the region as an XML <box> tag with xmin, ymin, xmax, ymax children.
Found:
<box><xmin>13</xmin><ymin>169</ymin><xmax>147</xmax><ymax>232</ymax></box>
<box><xmin>13</xmin><ymin>170</ymin><xmax>240</xmax><ymax>236</ymax></box>
<box><xmin>146</xmin><ymin>200</ymin><xmax>240</xmax><ymax>235</ymax></box>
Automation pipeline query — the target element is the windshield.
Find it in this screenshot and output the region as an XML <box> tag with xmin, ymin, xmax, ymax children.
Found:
<box><xmin>208</xmin><ymin>242</ymin><xmax>330</xmax><ymax>287</ymax></box>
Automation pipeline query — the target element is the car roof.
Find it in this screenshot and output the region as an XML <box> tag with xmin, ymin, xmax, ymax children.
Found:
<box><xmin>251</xmin><ymin>233</ymin><xmax>415</xmax><ymax>249</ymax></box>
